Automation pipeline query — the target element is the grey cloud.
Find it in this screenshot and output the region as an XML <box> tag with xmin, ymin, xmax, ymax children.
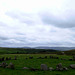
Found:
<box><xmin>0</xmin><ymin>36</ymin><xmax>9</xmax><ymax>40</ymax></box>
<box><xmin>40</xmin><ymin>12</ymin><xmax>75</xmax><ymax>28</ymax></box>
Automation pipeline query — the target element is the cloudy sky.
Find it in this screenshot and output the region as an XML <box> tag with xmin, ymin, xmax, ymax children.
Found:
<box><xmin>0</xmin><ymin>0</ymin><xmax>75</xmax><ymax>47</ymax></box>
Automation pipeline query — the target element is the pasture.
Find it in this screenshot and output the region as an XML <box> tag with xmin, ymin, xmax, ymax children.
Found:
<box><xmin>0</xmin><ymin>54</ymin><xmax>75</xmax><ymax>75</ymax></box>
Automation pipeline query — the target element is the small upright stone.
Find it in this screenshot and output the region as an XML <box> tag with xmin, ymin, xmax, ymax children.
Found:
<box><xmin>69</xmin><ymin>58</ymin><xmax>72</xmax><ymax>61</ymax></box>
<box><xmin>1</xmin><ymin>62</ymin><xmax>7</xmax><ymax>68</ymax></box>
<box><xmin>41</xmin><ymin>64</ymin><xmax>48</xmax><ymax>71</ymax></box>
<box><xmin>29</xmin><ymin>57</ymin><xmax>33</xmax><ymax>59</ymax></box>
<box><xmin>14</xmin><ymin>56</ymin><xmax>17</xmax><ymax>60</ymax></box>
<box><xmin>9</xmin><ymin>63</ymin><xmax>15</xmax><ymax>69</ymax></box>
<box><xmin>6</xmin><ymin>57</ymin><xmax>8</xmax><ymax>60</ymax></box>
<box><xmin>61</xmin><ymin>52</ymin><xmax>65</xmax><ymax>55</ymax></box>
<box><xmin>49</xmin><ymin>67</ymin><xmax>54</xmax><ymax>71</ymax></box>
<box><xmin>9</xmin><ymin>57</ymin><xmax>11</xmax><ymax>60</ymax></box>
<box><xmin>2</xmin><ymin>57</ymin><xmax>5</xmax><ymax>61</ymax></box>
<box><xmin>63</xmin><ymin>67</ymin><xmax>68</xmax><ymax>70</ymax></box>
<box><xmin>70</xmin><ymin>64</ymin><xmax>75</xmax><ymax>69</ymax></box>
<box><xmin>57</xmin><ymin>63</ymin><xmax>62</xmax><ymax>68</ymax></box>
<box><xmin>44</xmin><ymin>56</ymin><xmax>47</xmax><ymax>59</ymax></box>
<box><xmin>56</xmin><ymin>63</ymin><xmax>63</xmax><ymax>71</ymax></box>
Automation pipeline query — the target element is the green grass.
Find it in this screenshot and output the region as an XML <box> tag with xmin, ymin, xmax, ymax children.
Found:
<box><xmin>0</xmin><ymin>54</ymin><xmax>75</xmax><ymax>75</ymax></box>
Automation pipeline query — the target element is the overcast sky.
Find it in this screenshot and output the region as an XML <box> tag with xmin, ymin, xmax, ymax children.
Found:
<box><xmin>0</xmin><ymin>0</ymin><xmax>75</xmax><ymax>47</ymax></box>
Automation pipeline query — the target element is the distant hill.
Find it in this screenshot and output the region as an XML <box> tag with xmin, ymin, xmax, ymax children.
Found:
<box><xmin>1</xmin><ymin>46</ymin><xmax>75</xmax><ymax>51</ymax></box>
<box><xmin>34</xmin><ymin>47</ymin><xmax>75</xmax><ymax>51</ymax></box>
<box><xmin>0</xmin><ymin>47</ymin><xmax>58</xmax><ymax>54</ymax></box>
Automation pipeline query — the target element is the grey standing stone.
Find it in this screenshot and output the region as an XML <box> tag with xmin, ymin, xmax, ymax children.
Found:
<box><xmin>14</xmin><ymin>56</ymin><xmax>17</xmax><ymax>60</ymax></box>
<box><xmin>57</xmin><ymin>63</ymin><xmax>62</xmax><ymax>68</ymax></box>
<box><xmin>69</xmin><ymin>58</ymin><xmax>72</xmax><ymax>61</ymax></box>
<box><xmin>6</xmin><ymin>57</ymin><xmax>8</xmax><ymax>60</ymax></box>
<box><xmin>63</xmin><ymin>67</ymin><xmax>68</xmax><ymax>70</ymax></box>
<box><xmin>6</xmin><ymin>63</ymin><xmax>15</xmax><ymax>69</ymax></box>
<box><xmin>2</xmin><ymin>57</ymin><xmax>5</xmax><ymax>61</ymax></box>
<box><xmin>1</xmin><ymin>62</ymin><xmax>7</xmax><ymax>68</ymax></box>
<box><xmin>41</xmin><ymin>64</ymin><xmax>48</xmax><ymax>71</ymax></box>
<box><xmin>56</xmin><ymin>63</ymin><xmax>63</xmax><ymax>71</ymax></box>
<box><xmin>70</xmin><ymin>64</ymin><xmax>75</xmax><ymax>69</ymax></box>
<box><xmin>49</xmin><ymin>67</ymin><xmax>54</xmax><ymax>71</ymax></box>
<box><xmin>61</xmin><ymin>52</ymin><xmax>65</xmax><ymax>55</ymax></box>
<box><xmin>9</xmin><ymin>57</ymin><xmax>11</xmax><ymax>60</ymax></box>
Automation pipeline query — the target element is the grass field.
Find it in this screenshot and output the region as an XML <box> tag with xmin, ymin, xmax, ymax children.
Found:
<box><xmin>0</xmin><ymin>54</ymin><xmax>75</xmax><ymax>75</ymax></box>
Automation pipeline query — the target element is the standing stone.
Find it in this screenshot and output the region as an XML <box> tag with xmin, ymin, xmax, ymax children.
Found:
<box><xmin>44</xmin><ymin>56</ymin><xmax>47</xmax><ymax>59</ymax></box>
<box><xmin>7</xmin><ymin>63</ymin><xmax>15</xmax><ymax>69</ymax></box>
<box><xmin>61</xmin><ymin>52</ymin><xmax>65</xmax><ymax>55</ymax></box>
<box><xmin>29</xmin><ymin>68</ymin><xmax>39</xmax><ymax>71</ymax></box>
<box><xmin>14</xmin><ymin>56</ymin><xmax>17</xmax><ymax>60</ymax></box>
<box><xmin>41</xmin><ymin>64</ymin><xmax>48</xmax><ymax>71</ymax></box>
<box><xmin>57</xmin><ymin>63</ymin><xmax>62</xmax><ymax>68</ymax></box>
<box><xmin>56</xmin><ymin>63</ymin><xmax>63</xmax><ymax>71</ymax></box>
<box><xmin>63</xmin><ymin>67</ymin><xmax>68</xmax><ymax>70</ymax></box>
<box><xmin>49</xmin><ymin>67</ymin><xmax>54</xmax><ymax>71</ymax></box>
<box><xmin>9</xmin><ymin>57</ymin><xmax>11</xmax><ymax>60</ymax></box>
<box><xmin>70</xmin><ymin>64</ymin><xmax>75</xmax><ymax>69</ymax></box>
<box><xmin>29</xmin><ymin>57</ymin><xmax>33</xmax><ymax>59</ymax></box>
<box><xmin>0</xmin><ymin>58</ymin><xmax>2</xmax><ymax>61</ymax></box>
<box><xmin>69</xmin><ymin>58</ymin><xmax>73</xmax><ymax>61</ymax></box>
<box><xmin>2</xmin><ymin>57</ymin><xmax>5</xmax><ymax>61</ymax></box>
<box><xmin>1</xmin><ymin>62</ymin><xmax>7</xmax><ymax>68</ymax></box>
<box><xmin>6</xmin><ymin>57</ymin><xmax>8</xmax><ymax>60</ymax></box>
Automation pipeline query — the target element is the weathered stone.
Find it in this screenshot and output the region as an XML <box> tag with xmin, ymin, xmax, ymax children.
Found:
<box><xmin>56</xmin><ymin>63</ymin><xmax>63</xmax><ymax>71</ymax></box>
<box><xmin>69</xmin><ymin>58</ymin><xmax>73</xmax><ymax>61</ymax></box>
<box><xmin>41</xmin><ymin>64</ymin><xmax>48</xmax><ymax>71</ymax></box>
<box><xmin>61</xmin><ymin>52</ymin><xmax>65</xmax><ymax>55</ymax></box>
<box><xmin>0</xmin><ymin>58</ymin><xmax>2</xmax><ymax>61</ymax></box>
<box><xmin>29</xmin><ymin>68</ymin><xmax>39</xmax><ymax>71</ymax></box>
<box><xmin>55</xmin><ymin>57</ymin><xmax>59</xmax><ymax>59</ymax></box>
<box><xmin>70</xmin><ymin>64</ymin><xmax>75</xmax><ymax>69</ymax></box>
<box><xmin>49</xmin><ymin>67</ymin><xmax>54</xmax><ymax>71</ymax></box>
<box><xmin>56</xmin><ymin>67</ymin><xmax>63</xmax><ymax>71</ymax></box>
<box><xmin>9</xmin><ymin>57</ymin><xmax>11</xmax><ymax>60</ymax></box>
<box><xmin>14</xmin><ymin>56</ymin><xmax>17</xmax><ymax>60</ymax></box>
<box><xmin>57</xmin><ymin>63</ymin><xmax>62</xmax><ymax>68</ymax></box>
<box><xmin>63</xmin><ymin>67</ymin><xmax>68</xmax><ymax>70</ymax></box>
<box><xmin>44</xmin><ymin>56</ymin><xmax>47</xmax><ymax>59</ymax></box>
<box><xmin>2</xmin><ymin>57</ymin><xmax>5</xmax><ymax>61</ymax></box>
<box><xmin>6</xmin><ymin>57</ymin><xmax>9</xmax><ymax>60</ymax></box>
<box><xmin>1</xmin><ymin>62</ymin><xmax>7</xmax><ymax>68</ymax></box>
<box><xmin>7</xmin><ymin>63</ymin><xmax>15</xmax><ymax>69</ymax></box>
<box><xmin>29</xmin><ymin>57</ymin><xmax>33</xmax><ymax>59</ymax></box>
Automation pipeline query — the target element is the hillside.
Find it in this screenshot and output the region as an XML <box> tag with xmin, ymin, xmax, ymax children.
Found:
<box><xmin>0</xmin><ymin>47</ymin><xmax>58</xmax><ymax>54</ymax></box>
<box><xmin>34</xmin><ymin>47</ymin><xmax>75</xmax><ymax>51</ymax></box>
<box><xmin>64</xmin><ymin>49</ymin><xmax>75</xmax><ymax>55</ymax></box>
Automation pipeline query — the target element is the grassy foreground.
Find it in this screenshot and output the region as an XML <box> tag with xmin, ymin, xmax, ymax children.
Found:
<box><xmin>0</xmin><ymin>54</ymin><xmax>75</xmax><ymax>75</ymax></box>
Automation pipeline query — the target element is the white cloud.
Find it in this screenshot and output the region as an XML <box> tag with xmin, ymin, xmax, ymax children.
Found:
<box><xmin>0</xmin><ymin>0</ymin><xmax>75</xmax><ymax>47</ymax></box>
